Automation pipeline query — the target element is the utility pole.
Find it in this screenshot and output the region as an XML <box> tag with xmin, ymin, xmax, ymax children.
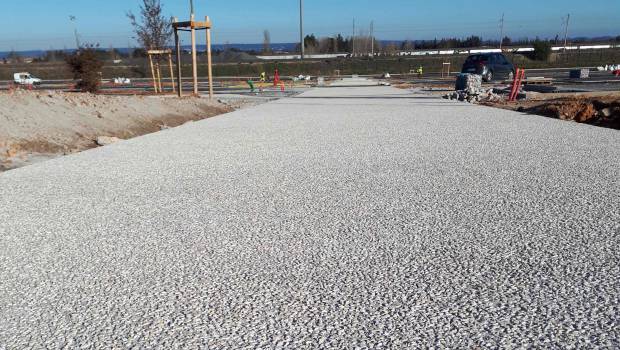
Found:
<box><xmin>499</xmin><ymin>13</ymin><xmax>505</xmax><ymax>50</ymax></box>
<box><xmin>190</xmin><ymin>0</ymin><xmax>194</xmax><ymax>17</ymax></box>
<box><xmin>352</xmin><ymin>18</ymin><xmax>355</xmax><ymax>57</ymax></box>
<box><xmin>563</xmin><ymin>13</ymin><xmax>570</xmax><ymax>49</ymax></box>
<box><xmin>300</xmin><ymin>0</ymin><xmax>304</xmax><ymax>60</ymax></box>
<box><xmin>69</xmin><ymin>16</ymin><xmax>80</xmax><ymax>50</ymax></box>
<box><xmin>370</xmin><ymin>21</ymin><xmax>374</xmax><ymax>57</ymax></box>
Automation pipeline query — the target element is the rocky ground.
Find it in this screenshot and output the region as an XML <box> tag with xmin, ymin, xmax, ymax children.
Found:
<box><xmin>0</xmin><ymin>91</ymin><xmax>234</xmax><ymax>171</ymax></box>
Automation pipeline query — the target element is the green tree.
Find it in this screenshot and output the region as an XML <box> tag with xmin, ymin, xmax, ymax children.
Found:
<box><xmin>7</xmin><ymin>50</ymin><xmax>22</xmax><ymax>63</ymax></box>
<box><xmin>532</xmin><ymin>38</ymin><xmax>552</xmax><ymax>61</ymax></box>
<box><xmin>304</xmin><ymin>34</ymin><xmax>318</xmax><ymax>49</ymax></box>
<box><xmin>262</xmin><ymin>30</ymin><xmax>271</xmax><ymax>54</ymax></box>
<box><xmin>131</xmin><ymin>48</ymin><xmax>148</xmax><ymax>58</ymax></box>
<box><xmin>336</xmin><ymin>34</ymin><xmax>347</xmax><ymax>52</ymax></box>
<box><xmin>65</xmin><ymin>45</ymin><xmax>104</xmax><ymax>93</ymax></box>
<box><xmin>400</xmin><ymin>40</ymin><xmax>414</xmax><ymax>51</ymax></box>
<box><xmin>463</xmin><ymin>35</ymin><xmax>482</xmax><ymax>47</ymax></box>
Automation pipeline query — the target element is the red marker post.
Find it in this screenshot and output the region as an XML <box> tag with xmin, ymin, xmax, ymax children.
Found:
<box><xmin>273</xmin><ymin>69</ymin><xmax>280</xmax><ymax>87</ymax></box>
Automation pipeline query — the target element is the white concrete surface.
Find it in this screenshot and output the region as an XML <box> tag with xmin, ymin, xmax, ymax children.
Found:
<box><xmin>0</xmin><ymin>83</ymin><xmax>619</xmax><ymax>348</ymax></box>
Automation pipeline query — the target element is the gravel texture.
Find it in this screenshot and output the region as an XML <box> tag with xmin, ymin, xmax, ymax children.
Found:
<box><xmin>1</xmin><ymin>81</ymin><xmax>619</xmax><ymax>348</ymax></box>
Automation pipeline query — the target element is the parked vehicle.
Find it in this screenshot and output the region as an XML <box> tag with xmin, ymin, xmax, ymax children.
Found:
<box><xmin>13</xmin><ymin>72</ymin><xmax>42</xmax><ymax>86</ymax></box>
<box><xmin>113</xmin><ymin>77</ymin><xmax>131</xmax><ymax>85</ymax></box>
<box><xmin>461</xmin><ymin>53</ymin><xmax>514</xmax><ymax>82</ymax></box>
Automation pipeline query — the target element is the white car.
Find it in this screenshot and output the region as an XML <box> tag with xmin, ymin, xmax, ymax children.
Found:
<box><xmin>14</xmin><ymin>72</ymin><xmax>42</xmax><ymax>85</ymax></box>
<box><xmin>113</xmin><ymin>77</ymin><xmax>131</xmax><ymax>85</ymax></box>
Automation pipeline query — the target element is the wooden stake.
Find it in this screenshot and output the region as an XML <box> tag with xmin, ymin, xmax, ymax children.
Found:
<box><xmin>174</xmin><ymin>18</ymin><xmax>182</xmax><ymax>97</ymax></box>
<box><xmin>155</xmin><ymin>61</ymin><xmax>162</xmax><ymax>93</ymax></box>
<box><xmin>168</xmin><ymin>53</ymin><xmax>176</xmax><ymax>93</ymax></box>
<box><xmin>148</xmin><ymin>54</ymin><xmax>158</xmax><ymax>93</ymax></box>
<box><xmin>206</xmin><ymin>16</ymin><xmax>214</xmax><ymax>99</ymax></box>
<box><xmin>190</xmin><ymin>14</ymin><xmax>199</xmax><ymax>96</ymax></box>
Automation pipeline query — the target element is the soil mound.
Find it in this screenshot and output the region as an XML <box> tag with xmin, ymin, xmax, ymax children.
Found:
<box><xmin>525</xmin><ymin>97</ymin><xmax>620</xmax><ymax>129</ymax></box>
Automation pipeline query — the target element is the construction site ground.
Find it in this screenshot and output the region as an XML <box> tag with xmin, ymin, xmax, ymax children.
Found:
<box><xmin>480</xmin><ymin>92</ymin><xmax>620</xmax><ymax>130</ymax></box>
<box><xmin>0</xmin><ymin>77</ymin><xmax>310</xmax><ymax>172</ymax></box>
<box><xmin>393</xmin><ymin>74</ymin><xmax>620</xmax><ymax>130</ymax></box>
<box><xmin>2</xmin><ymin>72</ymin><xmax>618</xmax><ymax>172</ymax></box>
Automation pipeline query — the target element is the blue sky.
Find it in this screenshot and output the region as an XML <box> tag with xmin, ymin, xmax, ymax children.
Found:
<box><xmin>1</xmin><ymin>0</ymin><xmax>619</xmax><ymax>51</ymax></box>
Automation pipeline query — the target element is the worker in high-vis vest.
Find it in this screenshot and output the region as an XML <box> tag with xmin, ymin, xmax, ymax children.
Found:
<box><xmin>416</xmin><ymin>66</ymin><xmax>424</xmax><ymax>77</ymax></box>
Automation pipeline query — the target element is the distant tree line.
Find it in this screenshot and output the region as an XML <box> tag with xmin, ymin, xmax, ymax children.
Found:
<box><xmin>288</xmin><ymin>33</ymin><xmax>620</xmax><ymax>55</ymax></box>
<box><xmin>295</xmin><ymin>34</ymin><xmax>355</xmax><ymax>54</ymax></box>
<box><xmin>30</xmin><ymin>48</ymin><xmax>146</xmax><ymax>63</ymax></box>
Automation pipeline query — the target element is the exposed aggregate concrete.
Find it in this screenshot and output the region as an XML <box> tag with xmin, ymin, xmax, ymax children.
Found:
<box><xmin>0</xmin><ymin>83</ymin><xmax>619</xmax><ymax>348</ymax></box>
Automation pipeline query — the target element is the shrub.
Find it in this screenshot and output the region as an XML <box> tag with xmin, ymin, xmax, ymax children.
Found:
<box><xmin>65</xmin><ymin>47</ymin><xmax>104</xmax><ymax>92</ymax></box>
<box><xmin>532</xmin><ymin>39</ymin><xmax>552</xmax><ymax>61</ymax></box>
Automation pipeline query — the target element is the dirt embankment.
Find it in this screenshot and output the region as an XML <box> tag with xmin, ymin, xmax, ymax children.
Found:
<box><xmin>520</xmin><ymin>97</ymin><xmax>620</xmax><ymax>129</ymax></box>
<box><xmin>484</xmin><ymin>94</ymin><xmax>620</xmax><ymax>130</ymax></box>
<box><xmin>0</xmin><ymin>91</ymin><xmax>232</xmax><ymax>171</ymax></box>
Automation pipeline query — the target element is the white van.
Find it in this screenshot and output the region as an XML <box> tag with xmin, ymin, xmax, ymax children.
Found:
<box><xmin>13</xmin><ymin>72</ymin><xmax>42</xmax><ymax>85</ymax></box>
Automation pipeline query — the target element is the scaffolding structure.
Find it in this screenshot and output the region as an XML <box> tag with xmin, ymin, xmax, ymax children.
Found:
<box><xmin>172</xmin><ymin>15</ymin><xmax>213</xmax><ymax>98</ymax></box>
<box><xmin>147</xmin><ymin>49</ymin><xmax>175</xmax><ymax>94</ymax></box>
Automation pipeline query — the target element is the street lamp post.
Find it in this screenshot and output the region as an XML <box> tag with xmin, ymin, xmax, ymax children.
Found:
<box><xmin>69</xmin><ymin>15</ymin><xmax>80</xmax><ymax>50</ymax></box>
<box><xmin>300</xmin><ymin>0</ymin><xmax>304</xmax><ymax>60</ymax></box>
